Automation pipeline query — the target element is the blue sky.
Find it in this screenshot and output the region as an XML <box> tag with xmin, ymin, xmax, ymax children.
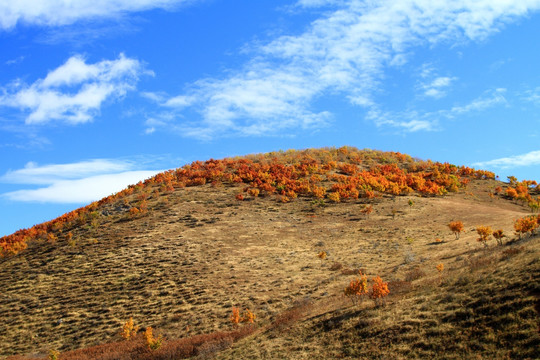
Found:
<box><xmin>1</xmin><ymin>0</ymin><xmax>540</xmax><ymax>236</ymax></box>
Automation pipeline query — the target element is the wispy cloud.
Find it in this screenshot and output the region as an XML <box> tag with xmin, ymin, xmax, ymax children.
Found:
<box><xmin>0</xmin><ymin>0</ymin><xmax>195</xmax><ymax>30</ymax></box>
<box><xmin>295</xmin><ymin>0</ymin><xmax>348</xmax><ymax>8</ymax></box>
<box><xmin>473</xmin><ymin>150</ymin><xmax>540</xmax><ymax>169</ymax></box>
<box><xmin>1</xmin><ymin>159</ymin><xmax>134</xmax><ymax>184</ymax></box>
<box><xmin>522</xmin><ymin>87</ymin><xmax>540</xmax><ymax>105</ymax></box>
<box><xmin>450</xmin><ymin>88</ymin><xmax>507</xmax><ymax>115</ymax></box>
<box><xmin>0</xmin><ymin>54</ymin><xmax>151</xmax><ymax>125</ymax></box>
<box><xmin>367</xmin><ymin>87</ymin><xmax>507</xmax><ymax>132</ymax></box>
<box><xmin>146</xmin><ymin>0</ymin><xmax>540</xmax><ymax>139</ymax></box>
<box><xmin>419</xmin><ymin>73</ymin><xmax>457</xmax><ymax>99</ymax></box>
<box><xmin>1</xmin><ymin>159</ymin><xmax>163</xmax><ymax>203</ymax></box>
<box><xmin>5</xmin><ymin>56</ymin><xmax>25</xmax><ymax>65</ymax></box>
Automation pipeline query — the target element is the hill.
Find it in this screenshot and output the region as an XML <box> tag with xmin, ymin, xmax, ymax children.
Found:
<box><xmin>1</xmin><ymin>147</ymin><xmax>539</xmax><ymax>359</ymax></box>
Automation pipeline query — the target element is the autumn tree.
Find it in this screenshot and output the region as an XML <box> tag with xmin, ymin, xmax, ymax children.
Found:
<box><xmin>370</xmin><ymin>276</ymin><xmax>390</xmax><ymax>307</ymax></box>
<box><xmin>476</xmin><ymin>226</ymin><xmax>492</xmax><ymax>247</ymax></box>
<box><xmin>436</xmin><ymin>263</ymin><xmax>444</xmax><ymax>283</ymax></box>
<box><xmin>514</xmin><ymin>216</ymin><xmax>539</xmax><ymax>239</ymax></box>
<box><xmin>343</xmin><ymin>273</ymin><xmax>368</xmax><ymax>305</ymax></box>
<box><xmin>448</xmin><ymin>221</ymin><xmax>464</xmax><ymax>239</ymax></box>
<box><xmin>492</xmin><ymin>229</ymin><xmax>505</xmax><ymax>246</ymax></box>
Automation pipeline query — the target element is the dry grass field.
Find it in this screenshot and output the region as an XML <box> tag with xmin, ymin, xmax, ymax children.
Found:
<box><xmin>1</xmin><ymin>148</ymin><xmax>538</xmax><ymax>359</ymax></box>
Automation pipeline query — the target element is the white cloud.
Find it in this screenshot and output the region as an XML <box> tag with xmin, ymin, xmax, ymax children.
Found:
<box><xmin>450</xmin><ymin>88</ymin><xmax>507</xmax><ymax>114</ymax></box>
<box><xmin>473</xmin><ymin>150</ymin><xmax>540</xmax><ymax>169</ymax></box>
<box><xmin>4</xmin><ymin>171</ymin><xmax>160</xmax><ymax>203</ymax></box>
<box><xmin>367</xmin><ymin>108</ymin><xmax>436</xmax><ymax>132</ymax></box>
<box><xmin>295</xmin><ymin>0</ymin><xmax>348</xmax><ymax>8</ymax></box>
<box><xmin>421</xmin><ymin>76</ymin><xmax>456</xmax><ymax>98</ymax></box>
<box><xmin>1</xmin><ymin>159</ymin><xmax>134</xmax><ymax>184</ymax></box>
<box><xmin>0</xmin><ymin>0</ymin><xmax>193</xmax><ymax>30</ymax></box>
<box><xmin>523</xmin><ymin>87</ymin><xmax>540</xmax><ymax>104</ymax></box>
<box><xmin>5</xmin><ymin>56</ymin><xmax>24</xmax><ymax>65</ymax></box>
<box><xmin>0</xmin><ymin>53</ymin><xmax>149</xmax><ymax>124</ymax></box>
<box><xmin>1</xmin><ymin>159</ymin><xmax>163</xmax><ymax>203</ymax></box>
<box><xmin>368</xmin><ymin>87</ymin><xmax>507</xmax><ymax>131</ymax></box>
<box><xmin>148</xmin><ymin>0</ymin><xmax>540</xmax><ymax>139</ymax></box>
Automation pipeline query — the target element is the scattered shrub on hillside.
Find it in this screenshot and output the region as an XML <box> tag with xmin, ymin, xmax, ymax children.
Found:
<box><xmin>47</xmin><ymin>232</ymin><xmax>58</xmax><ymax>243</ymax></box>
<box><xmin>436</xmin><ymin>263</ymin><xmax>444</xmax><ymax>284</ymax></box>
<box><xmin>48</xmin><ymin>350</ymin><xmax>60</xmax><ymax>360</ymax></box>
<box><xmin>344</xmin><ymin>273</ymin><xmax>368</xmax><ymax>305</ymax></box>
<box><xmin>328</xmin><ymin>192</ymin><xmax>341</xmax><ymax>203</ymax></box>
<box><xmin>492</xmin><ymin>229</ymin><xmax>505</xmax><ymax>246</ymax></box>
<box><xmin>476</xmin><ymin>226</ymin><xmax>492</xmax><ymax>247</ymax></box>
<box><xmin>231</xmin><ymin>307</ymin><xmax>256</xmax><ymax>326</ymax></box>
<box><xmin>370</xmin><ymin>276</ymin><xmax>390</xmax><ymax>306</ymax></box>
<box><xmin>248</xmin><ymin>188</ymin><xmax>260</xmax><ymax>197</ymax></box>
<box><xmin>144</xmin><ymin>327</ymin><xmax>163</xmax><ymax>350</ymax></box>
<box><xmin>506</xmin><ymin>187</ymin><xmax>518</xmax><ymax>200</ymax></box>
<box><xmin>129</xmin><ymin>207</ymin><xmax>140</xmax><ymax>217</ymax></box>
<box><xmin>514</xmin><ymin>216</ymin><xmax>539</xmax><ymax>239</ymax></box>
<box><xmin>120</xmin><ymin>317</ymin><xmax>139</xmax><ymax>340</ymax></box>
<box><xmin>230</xmin><ymin>307</ymin><xmax>241</xmax><ymax>326</ymax></box>
<box><xmin>360</xmin><ymin>204</ymin><xmax>373</xmax><ymax>218</ymax></box>
<box><xmin>241</xmin><ymin>309</ymin><xmax>256</xmax><ymax>324</ymax></box>
<box><xmin>448</xmin><ymin>221</ymin><xmax>464</xmax><ymax>239</ymax></box>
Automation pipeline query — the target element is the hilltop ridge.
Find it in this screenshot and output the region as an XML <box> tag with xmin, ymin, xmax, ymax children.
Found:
<box><xmin>1</xmin><ymin>146</ymin><xmax>498</xmax><ymax>257</ymax></box>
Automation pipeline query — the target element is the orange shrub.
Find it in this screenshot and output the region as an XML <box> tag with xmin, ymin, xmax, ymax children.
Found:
<box><xmin>476</xmin><ymin>226</ymin><xmax>492</xmax><ymax>247</ymax></box>
<box><xmin>343</xmin><ymin>273</ymin><xmax>368</xmax><ymax>305</ymax></box>
<box><xmin>448</xmin><ymin>221</ymin><xmax>464</xmax><ymax>239</ymax></box>
<box><xmin>514</xmin><ymin>216</ymin><xmax>539</xmax><ymax>238</ymax></box>
<box><xmin>230</xmin><ymin>307</ymin><xmax>241</xmax><ymax>326</ymax></box>
<box><xmin>492</xmin><ymin>229</ymin><xmax>505</xmax><ymax>245</ymax></box>
<box><xmin>370</xmin><ymin>276</ymin><xmax>390</xmax><ymax>306</ymax></box>
<box><xmin>120</xmin><ymin>317</ymin><xmax>139</xmax><ymax>340</ymax></box>
<box><xmin>506</xmin><ymin>187</ymin><xmax>518</xmax><ymax>199</ymax></box>
<box><xmin>361</xmin><ymin>204</ymin><xmax>373</xmax><ymax>217</ymax></box>
<box><xmin>144</xmin><ymin>327</ymin><xmax>163</xmax><ymax>350</ymax></box>
<box><xmin>328</xmin><ymin>192</ymin><xmax>341</xmax><ymax>203</ymax></box>
<box><xmin>248</xmin><ymin>188</ymin><xmax>260</xmax><ymax>197</ymax></box>
<box><xmin>241</xmin><ymin>309</ymin><xmax>256</xmax><ymax>324</ymax></box>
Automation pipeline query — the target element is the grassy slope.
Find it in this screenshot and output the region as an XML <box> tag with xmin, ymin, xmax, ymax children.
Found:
<box><xmin>220</xmin><ymin>235</ymin><xmax>540</xmax><ymax>359</ymax></box>
<box><xmin>0</xmin><ymin>149</ymin><xmax>539</xmax><ymax>359</ymax></box>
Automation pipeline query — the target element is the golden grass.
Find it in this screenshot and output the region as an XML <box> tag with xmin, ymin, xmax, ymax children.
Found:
<box><xmin>1</xmin><ymin>175</ymin><xmax>538</xmax><ymax>359</ymax></box>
